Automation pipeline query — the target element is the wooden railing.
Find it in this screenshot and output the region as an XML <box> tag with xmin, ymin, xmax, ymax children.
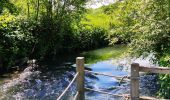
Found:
<box><xmin>57</xmin><ymin>57</ymin><xmax>85</xmax><ymax>100</ymax></box>
<box><xmin>57</xmin><ymin>57</ymin><xmax>170</xmax><ymax>100</ymax></box>
<box><xmin>131</xmin><ymin>63</ymin><xmax>170</xmax><ymax>100</ymax></box>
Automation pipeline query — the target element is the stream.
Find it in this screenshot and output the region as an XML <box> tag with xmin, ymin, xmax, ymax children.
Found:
<box><xmin>0</xmin><ymin>0</ymin><xmax>162</xmax><ymax>99</ymax></box>
<box><xmin>0</xmin><ymin>56</ymin><xmax>159</xmax><ymax>100</ymax></box>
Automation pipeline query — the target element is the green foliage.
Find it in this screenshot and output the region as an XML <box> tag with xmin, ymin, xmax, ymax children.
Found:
<box><xmin>82</xmin><ymin>1</ymin><xmax>138</xmax><ymax>44</ymax></box>
<box><xmin>105</xmin><ymin>0</ymin><xmax>170</xmax><ymax>98</ymax></box>
<box><xmin>103</xmin><ymin>0</ymin><xmax>139</xmax><ymax>44</ymax></box>
<box><xmin>27</xmin><ymin>0</ymin><xmax>87</xmax><ymax>59</ymax></box>
<box><xmin>73</xmin><ymin>25</ymin><xmax>108</xmax><ymax>50</ymax></box>
<box><xmin>0</xmin><ymin>13</ymin><xmax>35</xmax><ymax>68</ymax></box>
<box><xmin>158</xmin><ymin>57</ymin><xmax>170</xmax><ymax>98</ymax></box>
<box><xmin>0</xmin><ymin>0</ymin><xmax>18</xmax><ymax>14</ymax></box>
<box><xmin>81</xmin><ymin>9</ymin><xmax>111</xmax><ymax>30</ymax></box>
<box><xmin>0</xmin><ymin>0</ymin><xmax>109</xmax><ymax>70</ymax></box>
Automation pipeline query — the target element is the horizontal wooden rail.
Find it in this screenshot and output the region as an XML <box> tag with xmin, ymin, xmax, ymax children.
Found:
<box><xmin>139</xmin><ymin>96</ymin><xmax>158</xmax><ymax>100</ymax></box>
<box><xmin>139</xmin><ymin>66</ymin><xmax>170</xmax><ymax>74</ymax></box>
<box><xmin>85</xmin><ymin>70</ymin><xmax>130</xmax><ymax>79</ymax></box>
<box><xmin>57</xmin><ymin>72</ymin><xmax>79</xmax><ymax>100</ymax></box>
<box><xmin>131</xmin><ymin>63</ymin><xmax>170</xmax><ymax>100</ymax></box>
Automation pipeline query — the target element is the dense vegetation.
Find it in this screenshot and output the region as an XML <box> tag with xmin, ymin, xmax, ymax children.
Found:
<box><xmin>0</xmin><ymin>0</ymin><xmax>169</xmax><ymax>98</ymax></box>
<box><xmin>0</xmin><ymin>0</ymin><xmax>108</xmax><ymax>72</ymax></box>
<box><xmin>94</xmin><ymin>0</ymin><xmax>169</xmax><ymax>98</ymax></box>
<box><xmin>82</xmin><ymin>0</ymin><xmax>170</xmax><ymax>98</ymax></box>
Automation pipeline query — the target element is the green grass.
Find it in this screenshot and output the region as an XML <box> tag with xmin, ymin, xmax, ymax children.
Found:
<box><xmin>81</xmin><ymin>8</ymin><xmax>119</xmax><ymax>30</ymax></box>
<box><xmin>81</xmin><ymin>45</ymin><xmax>128</xmax><ymax>63</ymax></box>
<box><xmin>81</xmin><ymin>9</ymin><xmax>111</xmax><ymax>30</ymax></box>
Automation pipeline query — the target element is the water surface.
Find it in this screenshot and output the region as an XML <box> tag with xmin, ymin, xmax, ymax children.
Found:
<box><xmin>0</xmin><ymin>59</ymin><xmax>159</xmax><ymax>100</ymax></box>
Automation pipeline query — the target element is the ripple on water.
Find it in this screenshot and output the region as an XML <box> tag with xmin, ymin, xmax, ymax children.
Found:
<box><xmin>0</xmin><ymin>57</ymin><xmax>159</xmax><ymax>100</ymax></box>
<box><xmin>0</xmin><ymin>68</ymin><xmax>77</xmax><ymax>100</ymax></box>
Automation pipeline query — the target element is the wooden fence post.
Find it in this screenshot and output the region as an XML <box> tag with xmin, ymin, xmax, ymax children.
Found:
<box><xmin>76</xmin><ymin>57</ymin><xmax>85</xmax><ymax>100</ymax></box>
<box><xmin>131</xmin><ymin>63</ymin><xmax>139</xmax><ymax>100</ymax></box>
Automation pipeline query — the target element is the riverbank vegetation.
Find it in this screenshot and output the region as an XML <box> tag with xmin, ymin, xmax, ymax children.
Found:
<box><xmin>81</xmin><ymin>45</ymin><xmax>127</xmax><ymax>63</ymax></box>
<box><xmin>0</xmin><ymin>0</ymin><xmax>169</xmax><ymax>98</ymax></box>
<box><xmin>0</xmin><ymin>0</ymin><xmax>108</xmax><ymax>73</ymax></box>
<box><xmin>104</xmin><ymin>0</ymin><xmax>170</xmax><ymax>98</ymax></box>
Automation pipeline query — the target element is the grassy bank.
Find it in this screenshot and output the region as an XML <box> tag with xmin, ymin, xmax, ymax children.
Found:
<box><xmin>81</xmin><ymin>45</ymin><xmax>128</xmax><ymax>63</ymax></box>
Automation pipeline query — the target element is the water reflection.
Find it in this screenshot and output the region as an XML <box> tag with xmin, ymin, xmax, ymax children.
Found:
<box><xmin>85</xmin><ymin>61</ymin><xmax>129</xmax><ymax>100</ymax></box>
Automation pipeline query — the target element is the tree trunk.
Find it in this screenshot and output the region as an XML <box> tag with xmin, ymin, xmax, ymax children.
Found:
<box><xmin>36</xmin><ymin>0</ymin><xmax>40</xmax><ymax>21</ymax></box>
<box><xmin>27</xmin><ymin>1</ymin><xmax>30</xmax><ymax>19</ymax></box>
<box><xmin>0</xmin><ymin>56</ymin><xmax>3</xmax><ymax>74</ymax></box>
<box><xmin>46</xmin><ymin>0</ymin><xmax>53</xmax><ymax>20</ymax></box>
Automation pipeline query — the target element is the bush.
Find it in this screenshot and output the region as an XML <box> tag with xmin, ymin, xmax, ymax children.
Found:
<box><xmin>0</xmin><ymin>14</ymin><xmax>35</xmax><ymax>69</ymax></box>
<box><xmin>73</xmin><ymin>25</ymin><xmax>109</xmax><ymax>50</ymax></box>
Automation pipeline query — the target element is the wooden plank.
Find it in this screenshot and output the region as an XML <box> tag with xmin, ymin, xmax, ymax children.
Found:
<box><xmin>76</xmin><ymin>57</ymin><xmax>85</xmax><ymax>100</ymax></box>
<box><xmin>140</xmin><ymin>96</ymin><xmax>158</xmax><ymax>100</ymax></box>
<box><xmin>139</xmin><ymin>66</ymin><xmax>170</xmax><ymax>74</ymax></box>
<box><xmin>131</xmin><ymin>63</ymin><xmax>140</xmax><ymax>100</ymax></box>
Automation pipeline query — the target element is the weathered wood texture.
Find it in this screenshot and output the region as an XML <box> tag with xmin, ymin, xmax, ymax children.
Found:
<box><xmin>139</xmin><ymin>66</ymin><xmax>170</xmax><ymax>74</ymax></box>
<box><xmin>76</xmin><ymin>57</ymin><xmax>85</xmax><ymax>100</ymax></box>
<box><xmin>131</xmin><ymin>63</ymin><xmax>170</xmax><ymax>100</ymax></box>
<box><xmin>139</xmin><ymin>96</ymin><xmax>158</xmax><ymax>100</ymax></box>
<box><xmin>131</xmin><ymin>63</ymin><xmax>139</xmax><ymax>100</ymax></box>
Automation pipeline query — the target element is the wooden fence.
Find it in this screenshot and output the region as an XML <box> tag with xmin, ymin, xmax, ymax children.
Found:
<box><xmin>57</xmin><ymin>57</ymin><xmax>85</xmax><ymax>100</ymax></box>
<box><xmin>57</xmin><ymin>57</ymin><xmax>170</xmax><ymax>100</ymax></box>
<box><xmin>131</xmin><ymin>63</ymin><xmax>170</xmax><ymax>100</ymax></box>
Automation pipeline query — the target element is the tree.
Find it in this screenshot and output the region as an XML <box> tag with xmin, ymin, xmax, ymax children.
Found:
<box><xmin>0</xmin><ymin>0</ymin><xmax>17</xmax><ymax>14</ymax></box>
<box><xmin>107</xmin><ymin>0</ymin><xmax>170</xmax><ymax>98</ymax></box>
